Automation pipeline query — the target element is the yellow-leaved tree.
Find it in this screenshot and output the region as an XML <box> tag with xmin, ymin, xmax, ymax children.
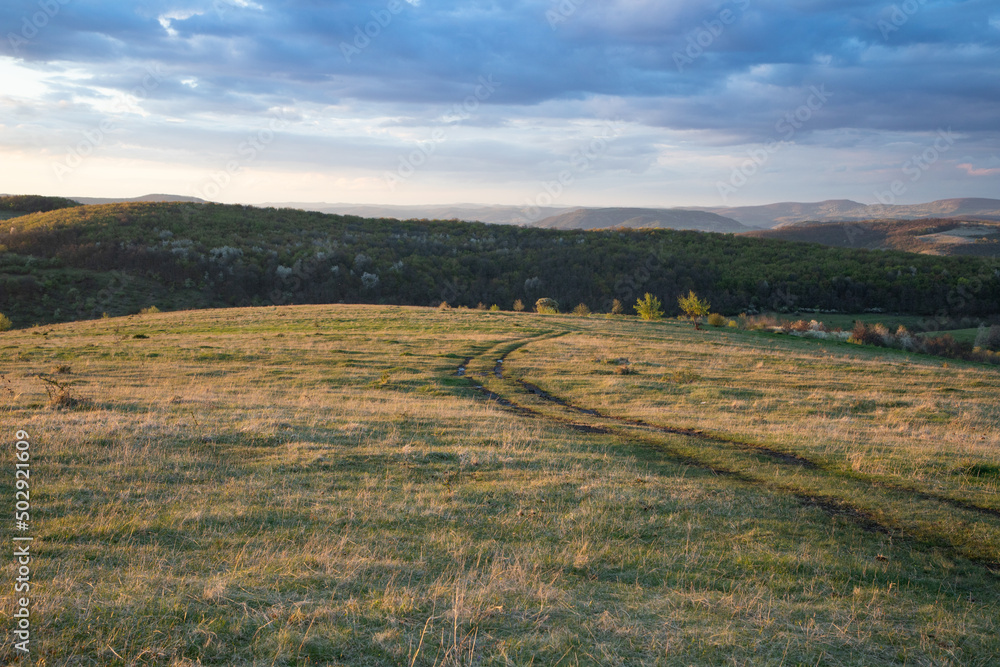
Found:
<box><xmin>677</xmin><ymin>290</ymin><xmax>710</xmax><ymax>329</ymax></box>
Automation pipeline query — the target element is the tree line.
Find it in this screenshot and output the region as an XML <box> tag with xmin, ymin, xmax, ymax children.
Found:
<box><xmin>1</xmin><ymin>201</ymin><xmax>998</xmax><ymax>327</ymax></box>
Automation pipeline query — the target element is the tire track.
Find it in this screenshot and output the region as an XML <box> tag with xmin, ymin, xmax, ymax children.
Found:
<box><xmin>454</xmin><ymin>334</ymin><xmax>1000</xmax><ymax>572</ymax></box>
<box><xmin>519</xmin><ymin>380</ymin><xmax>817</xmax><ymax>468</ymax></box>
<box><xmin>517</xmin><ymin>379</ymin><xmax>1000</xmax><ymax>521</ymax></box>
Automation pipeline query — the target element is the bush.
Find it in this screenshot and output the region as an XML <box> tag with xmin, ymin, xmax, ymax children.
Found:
<box><xmin>706</xmin><ymin>313</ymin><xmax>727</xmax><ymax>327</ymax></box>
<box><xmin>0</xmin><ymin>313</ymin><xmax>11</xmax><ymax>332</ymax></box>
<box><xmin>512</xmin><ymin>299</ymin><xmax>525</xmax><ymax>312</ymax></box>
<box><xmin>748</xmin><ymin>314</ymin><xmax>780</xmax><ymax>331</ymax></box>
<box><xmin>572</xmin><ymin>303</ymin><xmax>591</xmax><ymax>316</ymax></box>
<box><xmin>610</xmin><ymin>299</ymin><xmax>624</xmax><ymax>315</ymax></box>
<box><xmin>139</xmin><ymin>305</ymin><xmax>160</xmax><ymax>315</ymax></box>
<box><xmin>635</xmin><ymin>293</ymin><xmax>664</xmax><ymax>321</ymax></box>
<box><xmin>974</xmin><ymin>324</ymin><xmax>1000</xmax><ymax>350</ymax></box>
<box><xmin>438</xmin><ymin>301</ymin><xmax>451</xmax><ymax>310</ymax></box>
<box><xmin>535</xmin><ymin>298</ymin><xmax>560</xmax><ymax>314</ymax></box>
<box><xmin>923</xmin><ymin>334</ymin><xmax>967</xmax><ymax>358</ymax></box>
<box><xmin>489</xmin><ymin>304</ymin><xmax>501</xmax><ymax>312</ymax></box>
<box><xmin>849</xmin><ymin>321</ymin><xmax>886</xmax><ymax>347</ymax></box>
<box><xmin>664</xmin><ymin>369</ymin><xmax>700</xmax><ymax>384</ymax></box>
<box><xmin>677</xmin><ymin>290</ymin><xmax>710</xmax><ymax>329</ymax></box>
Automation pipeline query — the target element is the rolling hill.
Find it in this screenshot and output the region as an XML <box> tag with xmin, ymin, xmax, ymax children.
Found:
<box><xmin>262</xmin><ymin>202</ymin><xmax>566</xmax><ymax>226</ymax></box>
<box><xmin>697</xmin><ymin>197</ymin><xmax>1000</xmax><ymax>228</ymax></box>
<box><xmin>69</xmin><ymin>193</ymin><xmax>208</xmax><ymax>205</ymax></box>
<box><xmin>0</xmin><ymin>194</ymin><xmax>81</xmax><ymax>219</ymax></box>
<box><xmin>4</xmin><ymin>304</ymin><xmax>1000</xmax><ymax>664</ymax></box>
<box><xmin>2</xmin><ymin>201</ymin><xmax>1000</xmax><ymax>328</ymax></box>
<box><xmin>744</xmin><ymin>218</ymin><xmax>1000</xmax><ymax>257</ymax></box>
<box><xmin>533</xmin><ymin>207</ymin><xmax>748</xmax><ymax>232</ymax></box>
<box><xmin>25</xmin><ymin>194</ymin><xmax>999</xmax><ymax>230</ymax></box>
<box><xmin>267</xmin><ymin>197</ymin><xmax>1000</xmax><ymax>229</ymax></box>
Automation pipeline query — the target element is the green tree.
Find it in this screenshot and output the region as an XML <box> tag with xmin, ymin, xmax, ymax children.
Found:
<box><xmin>635</xmin><ymin>293</ymin><xmax>664</xmax><ymax>320</ymax></box>
<box><xmin>678</xmin><ymin>290</ymin><xmax>711</xmax><ymax>329</ymax></box>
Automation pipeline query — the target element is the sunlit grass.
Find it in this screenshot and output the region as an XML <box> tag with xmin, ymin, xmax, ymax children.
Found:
<box><xmin>1</xmin><ymin>305</ymin><xmax>998</xmax><ymax>665</ymax></box>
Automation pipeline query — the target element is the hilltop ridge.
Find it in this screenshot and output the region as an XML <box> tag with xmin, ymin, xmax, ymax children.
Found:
<box><xmin>2</xmin><ymin>201</ymin><xmax>998</xmax><ymax>327</ymax></box>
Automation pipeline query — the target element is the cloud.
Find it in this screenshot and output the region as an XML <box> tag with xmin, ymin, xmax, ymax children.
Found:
<box><xmin>957</xmin><ymin>162</ymin><xmax>1000</xmax><ymax>177</ymax></box>
<box><xmin>0</xmin><ymin>0</ymin><xmax>997</xmax><ymax>204</ymax></box>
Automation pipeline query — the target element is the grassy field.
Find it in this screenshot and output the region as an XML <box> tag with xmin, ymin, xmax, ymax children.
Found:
<box><xmin>2</xmin><ymin>305</ymin><xmax>999</xmax><ymax>665</ymax></box>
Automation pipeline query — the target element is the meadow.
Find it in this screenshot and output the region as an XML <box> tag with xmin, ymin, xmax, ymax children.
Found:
<box><xmin>2</xmin><ymin>304</ymin><xmax>999</xmax><ymax>665</ymax></box>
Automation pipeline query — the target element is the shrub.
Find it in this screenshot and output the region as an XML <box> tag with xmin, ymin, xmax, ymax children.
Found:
<box><xmin>896</xmin><ymin>325</ymin><xmax>916</xmax><ymax>350</ymax></box>
<box><xmin>39</xmin><ymin>375</ymin><xmax>80</xmax><ymax>409</ymax></box>
<box><xmin>635</xmin><ymin>293</ymin><xmax>664</xmax><ymax>321</ymax></box>
<box><xmin>748</xmin><ymin>314</ymin><xmax>780</xmax><ymax>331</ymax></box>
<box><xmin>849</xmin><ymin>321</ymin><xmax>886</xmax><ymax>347</ymax></box>
<box><xmin>974</xmin><ymin>324</ymin><xmax>1000</xmax><ymax>350</ymax></box>
<box><xmin>139</xmin><ymin>305</ymin><xmax>160</xmax><ymax>315</ymax></box>
<box><xmin>923</xmin><ymin>334</ymin><xmax>967</xmax><ymax>358</ymax></box>
<box><xmin>512</xmin><ymin>299</ymin><xmax>525</xmax><ymax>312</ymax></box>
<box><xmin>664</xmin><ymin>370</ymin><xmax>700</xmax><ymax>384</ymax></box>
<box><xmin>0</xmin><ymin>313</ymin><xmax>12</xmax><ymax>332</ymax></box>
<box><xmin>610</xmin><ymin>299</ymin><xmax>624</xmax><ymax>315</ymax></box>
<box><xmin>706</xmin><ymin>313</ymin><xmax>727</xmax><ymax>327</ymax></box>
<box><xmin>489</xmin><ymin>304</ymin><xmax>501</xmax><ymax>312</ymax></box>
<box><xmin>873</xmin><ymin>323</ymin><xmax>892</xmax><ymax>345</ymax></box>
<box><xmin>476</xmin><ymin>302</ymin><xmax>487</xmax><ymax>311</ymax></box>
<box><xmin>572</xmin><ymin>303</ymin><xmax>591</xmax><ymax>316</ymax></box>
<box><xmin>438</xmin><ymin>301</ymin><xmax>451</xmax><ymax>310</ymax></box>
<box><xmin>535</xmin><ymin>298</ymin><xmax>560</xmax><ymax>314</ymax></box>
<box><xmin>677</xmin><ymin>291</ymin><xmax>710</xmax><ymax>329</ymax></box>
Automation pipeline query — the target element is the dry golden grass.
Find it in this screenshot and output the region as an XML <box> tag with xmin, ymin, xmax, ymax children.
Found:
<box><xmin>0</xmin><ymin>305</ymin><xmax>998</xmax><ymax>665</ymax></box>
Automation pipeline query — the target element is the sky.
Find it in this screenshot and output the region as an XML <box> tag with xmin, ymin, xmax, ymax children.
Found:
<box><xmin>1</xmin><ymin>0</ymin><xmax>998</xmax><ymax>208</ymax></box>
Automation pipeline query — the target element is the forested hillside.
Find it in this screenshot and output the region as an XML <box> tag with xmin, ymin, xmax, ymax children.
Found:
<box><xmin>744</xmin><ymin>218</ymin><xmax>1000</xmax><ymax>257</ymax></box>
<box><xmin>0</xmin><ymin>194</ymin><xmax>80</xmax><ymax>218</ymax></box>
<box><xmin>1</xmin><ymin>201</ymin><xmax>999</xmax><ymax>327</ymax></box>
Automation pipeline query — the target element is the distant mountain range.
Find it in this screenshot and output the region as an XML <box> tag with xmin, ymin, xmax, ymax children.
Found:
<box><xmin>697</xmin><ymin>198</ymin><xmax>1000</xmax><ymax>228</ymax></box>
<box><xmin>533</xmin><ymin>207</ymin><xmax>749</xmax><ymax>232</ymax></box>
<box><xmin>69</xmin><ymin>194</ymin><xmax>207</xmax><ymax>205</ymax></box>
<box><xmin>6</xmin><ymin>194</ymin><xmax>1000</xmax><ymax>232</ymax></box>
<box><xmin>744</xmin><ymin>218</ymin><xmax>1000</xmax><ymax>257</ymax></box>
<box><xmin>266</xmin><ymin>197</ymin><xmax>1000</xmax><ymax>230</ymax></box>
<box><xmin>260</xmin><ymin>202</ymin><xmax>565</xmax><ymax>226</ymax></box>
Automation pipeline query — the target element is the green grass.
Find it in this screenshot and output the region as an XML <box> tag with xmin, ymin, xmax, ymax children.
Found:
<box><xmin>919</xmin><ymin>328</ymin><xmax>982</xmax><ymax>344</ymax></box>
<box><xmin>2</xmin><ymin>305</ymin><xmax>999</xmax><ymax>665</ymax></box>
